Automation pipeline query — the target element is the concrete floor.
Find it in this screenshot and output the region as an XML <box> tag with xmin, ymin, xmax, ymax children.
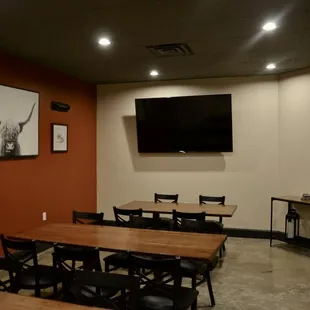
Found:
<box><xmin>2</xmin><ymin>238</ymin><xmax>310</xmax><ymax>309</ymax></box>
<box><xmin>208</xmin><ymin>238</ymin><xmax>310</xmax><ymax>310</ymax></box>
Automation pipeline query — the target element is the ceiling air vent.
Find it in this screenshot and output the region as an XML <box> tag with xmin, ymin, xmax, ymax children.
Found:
<box><xmin>146</xmin><ymin>43</ymin><xmax>194</xmax><ymax>57</ymax></box>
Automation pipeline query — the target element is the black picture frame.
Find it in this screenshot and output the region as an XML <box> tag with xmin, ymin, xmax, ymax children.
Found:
<box><xmin>51</xmin><ymin>123</ymin><xmax>68</xmax><ymax>153</ymax></box>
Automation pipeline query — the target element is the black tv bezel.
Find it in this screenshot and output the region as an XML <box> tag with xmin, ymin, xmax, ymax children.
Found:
<box><xmin>135</xmin><ymin>94</ymin><xmax>233</xmax><ymax>153</ymax></box>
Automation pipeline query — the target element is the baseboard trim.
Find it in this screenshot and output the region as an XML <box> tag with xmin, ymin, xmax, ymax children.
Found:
<box><xmin>223</xmin><ymin>228</ymin><xmax>271</xmax><ymax>239</ymax></box>
<box><xmin>102</xmin><ymin>220</ymin><xmax>273</xmax><ymax>240</ymax></box>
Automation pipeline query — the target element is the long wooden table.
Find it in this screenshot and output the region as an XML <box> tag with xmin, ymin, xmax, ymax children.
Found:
<box><xmin>0</xmin><ymin>292</ymin><xmax>105</xmax><ymax>310</ymax></box>
<box><xmin>11</xmin><ymin>223</ymin><xmax>226</xmax><ymax>261</ymax></box>
<box><xmin>120</xmin><ymin>200</ymin><xmax>237</xmax><ymax>222</ymax></box>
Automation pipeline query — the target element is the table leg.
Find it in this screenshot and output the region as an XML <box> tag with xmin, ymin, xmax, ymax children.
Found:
<box><xmin>288</xmin><ymin>202</ymin><xmax>292</xmax><ymax>212</ymax></box>
<box><xmin>270</xmin><ymin>199</ymin><xmax>274</xmax><ymax>247</ymax></box>
<box><xmin>153</xmin><ymin>212</ymin><xmax>160</xmax><ymax>220</ymax></box>
<box><xmin>219</xmin><ymin>216</ymin><xmax>226</xmax><ymax>252</ymax></box>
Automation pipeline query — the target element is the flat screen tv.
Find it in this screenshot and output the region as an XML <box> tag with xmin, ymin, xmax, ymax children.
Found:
<box><xmin>135</xmin><ymin>94</ymin><xmax>233</xmax><ymax>153</ymax></box>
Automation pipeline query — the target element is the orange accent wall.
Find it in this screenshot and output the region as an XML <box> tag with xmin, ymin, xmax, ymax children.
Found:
<box><xmin>0</xmin><ymin>52</ymin><xmax>97</xmax><ymax>236</ymax></box>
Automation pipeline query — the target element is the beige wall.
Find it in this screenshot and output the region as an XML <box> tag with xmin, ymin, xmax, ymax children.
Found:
<box><xmin>97</xmin><ymin>76</ymin><xmax>283</xmax><ymax>230</ymax></box>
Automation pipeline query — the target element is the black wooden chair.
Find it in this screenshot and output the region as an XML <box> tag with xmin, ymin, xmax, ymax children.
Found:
<box><xmin>113</xmin><ymin>207</ymin><xmax>143</xmax><ymax>227</ymax></box>
<box><xmin>53</xmin><ymin>244</ymin><xmax>102</xmax><ymax>273</ymax></box>
<box><xmin>103</xmin><ymin>207</ymin><xmax>143</xmax><ymax>273</ymax></box>
<box><xmin>73</xmin><ymin>210</ymin><xmax>104</xmax><ymax>225</ymax></box>
<box><xmin>71</xmin><ymin>210</ymin><xmax>105</xmax><ymax>269</ymax></box>
<box><xmin>0</xmin><ymin>241</ymin><xmax>48</xmax><ymax>292</ymax></box>
<box><xmin>199</xmin><ymin>195</ymin><xmax>226</xmax><ymax>255</ymax></box>
<box><xmin>53</xmin><ymin>245</ymin><xmax>122</xmax><ymax>305</ymax></box>
<box><xmin>155</xmin><ymin>193</ymin><xmax>179</xmax><ymax>203</ymax></box>
<box><xmin>199</xmin><ymin>195</ymin><xmax>225</xmax><ymax>206</ymax></box>
<box><xmin>0</xmin><ymin>257</ymin><xmax>9</xmax><ymax>291</ymax></box>
<box><xmin>172</xmin><ymin>210</ymin><xmax>217</xmax><ymax>306</ymax></box>
<box><xmin>129</xmin><ymin>254</ymin><xmax>198</xmax><ymax>310</ymax></box>
<box><xmin>129</xmin><ymin>214</ymin><xmax>174</xmax><ymax>231</ymax></box>
<box><xmin>172</xmin><ymin>210</ymin><xmax>206</xmax><ymax>231</ymax></box>
<box><xmin>62</xmin><ymin>270</ymin><xmax>139</xmax><ymax>310</ymax></box>
<box><xmin>129</xmin><ymin>215</ymin><xmax>156</xmax><ymax>229</ymax></box>
<box><xmin>1</xmin><ymin>234</ymin><xmax>61</xmax><ymax>297</ymax></box>
<box><xmin>154</xmin><ymin>193</ymin><xmax>178</xmax><ymax>228</ymax></box>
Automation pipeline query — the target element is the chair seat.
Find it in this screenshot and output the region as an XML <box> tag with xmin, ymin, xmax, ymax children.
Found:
<box><xmin>14</xmin><ymin>265</ymin><xmax>61</xmax><ymax>289</ymax></box>
<box><xmin>104</xmin><ymin>252</ymin><xmax>130</xmax><ymax>268</ymax></box>
<box><xmin>138</xmin><ymin>285</ymin><xmax>198</xmax><ymax>310</ymax></box>
<box><xmin>180</xmin><ymin>255</ymin><xmax>219</xmax><ymax>278</ymax></box>
<box><xmin>81</xmin><ymin>285</ymin><xmax>119</xmax><ymax>299</ymax></box>
<box><xmin>63</xmin><ymin>283</ymin><xmax>119</xmax><ymax>306</ymax></box>
<box><xmin>180</xmin><ymin>260</ymin><xmax>208</xmax><ymax>277</ymax></box>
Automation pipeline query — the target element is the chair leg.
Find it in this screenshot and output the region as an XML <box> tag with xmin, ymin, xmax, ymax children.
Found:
<box><xmin>191</xmin><ymin>275</ymin><xmax>197</xmax><ymax>289</ymax></box>
<box><xmin>191</xmin><ymin>298</ymin><xmax>198</xmax><ymax>310</ymax></box>
<box><xmin>219</xmin><ymin>247</ymin><xmax>223</xmax><ymax>259</ymax></box>
<box><xmin>104</xmin><ymin>263</ymin><xmax>110</xmax><ymax>272</ymax></box>
<box><xmin>205</xmin><ymin>270</ymin><xmax>215</xmax><ymax>306</ymax></box>
<box><xmin>35</xmin><ymin>287</ymin><xmax>41</xmax><ymax>297</ymax></box>
<box><xmin>53</xmin><ymin>283</ymin><xmax>58</xmax><ymax>296</ymax></box>
<box><xmin>223</xmin><ymin>243</ymin><xmax>226</xmax><ymax>252</ymax></box>
<box><xmin>10</xmin><ymin>282</ymin><xmax>19</xmax><ymax>294</ymax></box>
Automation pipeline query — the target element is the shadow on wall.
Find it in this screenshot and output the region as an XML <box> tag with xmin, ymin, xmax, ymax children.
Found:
<box><xmin>123</xmin><ymin>115</ymin><xmax>226</xmax><ymax>172</ymax></box>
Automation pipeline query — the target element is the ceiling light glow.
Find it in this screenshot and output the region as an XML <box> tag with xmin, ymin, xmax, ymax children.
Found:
<box><xmin>150</xmin><ymin>70</ymin><xmax>159</xmax><ymax>76</ymax></box>
<box><xmin>266</xmin><ymin>63</ymin><xmax>276</xmax><ymax>70</ymax></box>
<box><xmin>263</xmin><ymin>22</ymin><xmax>277</xmax><ymax>31</ymax></box>
<box><xmin>98</xmin><ymin>37</ymin><xmax>111</xmax><ymax>46</ymax></box>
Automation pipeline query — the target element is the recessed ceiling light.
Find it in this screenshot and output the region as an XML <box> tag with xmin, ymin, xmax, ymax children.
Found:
<box><xmin>98</xmin><ymin>37</ymin><xmax>111</xmax><ymax>46</ymax></box>
<box><xmin>266</xmin><ymin>63</ymin><xmax>276</xmax><ymax>70</ymax></box>
<box><xmin>150</xmin><ymin>70</ymin><xmax>159</xmax><ymax>77</ymax></box>
<box><xmin>263</xmin><ymin>22</ymin><xmax>277</xmax><ymax>32</ymax></box>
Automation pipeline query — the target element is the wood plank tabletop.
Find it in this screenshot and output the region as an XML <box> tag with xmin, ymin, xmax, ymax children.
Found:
<box><xmin>119</xmin><ymin>200</ymin><xmax>237</xmax><ymax>217</ymax></box>
<box><xmin>272</xmin><ymin>196</ymin><xmax>310</xmax><ymax>205</ymax></box>
<box><xmin>0</xmin><ymin>292</ymin><xmax>105</xmax><ymax>310</ymax></box>
<box><xmin>12</xmin><ymin>223</ymin><xmax>226</xmax><ymax>261</ymax></box>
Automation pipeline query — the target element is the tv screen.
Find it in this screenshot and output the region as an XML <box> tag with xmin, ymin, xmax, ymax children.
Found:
<box><xmin>135</xmin><ymin>94</ymin><xmax>233</xmax><ymax>153</ymax></box>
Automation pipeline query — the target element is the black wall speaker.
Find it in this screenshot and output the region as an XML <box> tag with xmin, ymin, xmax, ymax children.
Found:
<box><xmin>51</xmin><ymin>101</ymin><xmax>70</xmax><ymax>112</ymax></box>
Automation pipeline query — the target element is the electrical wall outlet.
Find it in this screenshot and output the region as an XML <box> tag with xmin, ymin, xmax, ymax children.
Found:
<box><xmin>42</xmin><ymin>212</ymin><xmax>47</xmax><ymax>221</ymax></box>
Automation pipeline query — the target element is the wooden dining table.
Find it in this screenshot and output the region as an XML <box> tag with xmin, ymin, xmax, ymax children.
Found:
<box><xmin>0</xmin><ymin>291</ymin><xmax>105</xmax><ymax>310</ymax></box>
<box><xmin>11</xmin><ymin>223</ymin><xmax>227</xmax><ymax>261</ymax></box>
<box><xmin>119</xmin><ymin>200</ymin><xmax>238</xmax><ymax>222</ymax></box>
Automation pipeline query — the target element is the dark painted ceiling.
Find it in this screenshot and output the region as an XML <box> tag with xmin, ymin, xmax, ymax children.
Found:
<box><xmin>0</xmin><ymin>0</ymin><xmax>309</xmax><ymax>84</ymax></box>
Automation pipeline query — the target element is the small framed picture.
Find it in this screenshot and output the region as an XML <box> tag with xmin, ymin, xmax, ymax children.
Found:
<box><xmin>51</xmin><ymin>123</ymin><xmax>68</xmax><ymax>153</ymax></box>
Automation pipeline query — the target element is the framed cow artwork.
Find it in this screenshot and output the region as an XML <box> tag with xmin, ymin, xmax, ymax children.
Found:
<box><xmin>0</xmin><ymin>85</ymin><xmax>39</xmax><ymax>158</ymax></box>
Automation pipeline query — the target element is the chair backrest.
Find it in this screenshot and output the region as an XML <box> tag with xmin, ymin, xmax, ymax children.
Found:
<box><xmin>199</xmin><ymin>195</ymin><xmax>225</xmax><ymax>205</ymax></box>
<box><xmin>129</xmin><ymin>254</ymin><xmax>181</xmax><ymax>309</ymax></box>
<box><xmin>53</xmin><ymin>245</ymin><xmax>102</xmax><ymax>274</ymax></box>
<box><xmin>154</xmin><ymin>193</ymin><xmax>179</xmax><ymax>203</ymax></box>
<box><xmin>73</xmin><ymin>210</ymin><xmax>104</xmax><ymax>225</ymax></box>
<box><xmin>129</xmin><ymin>215</ymin><xmax>173</xmax><ymax>231</ymax></box>
<box><xmin>129</xmin><ymin>215</ymin><xmax>154</xmax><ymax>229</ymax></box>
<box><xmin>1</xmin><ymin>234</ymin><xmax>39</xmax><ymax>286</ymax></box>
<box><xmin>172</xmin><ymin>210</ymin><xmax>206</xmax><ymax>232</ymax></box>
<box><xmin>113</xmin><ymin>207</ymin><xmax>142</xmax><ymax>227</ymax></box>
<box><xmin>65</xmin><ymin>270</ymin><xmax>139</xmax><ymax>310</ymax></box>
